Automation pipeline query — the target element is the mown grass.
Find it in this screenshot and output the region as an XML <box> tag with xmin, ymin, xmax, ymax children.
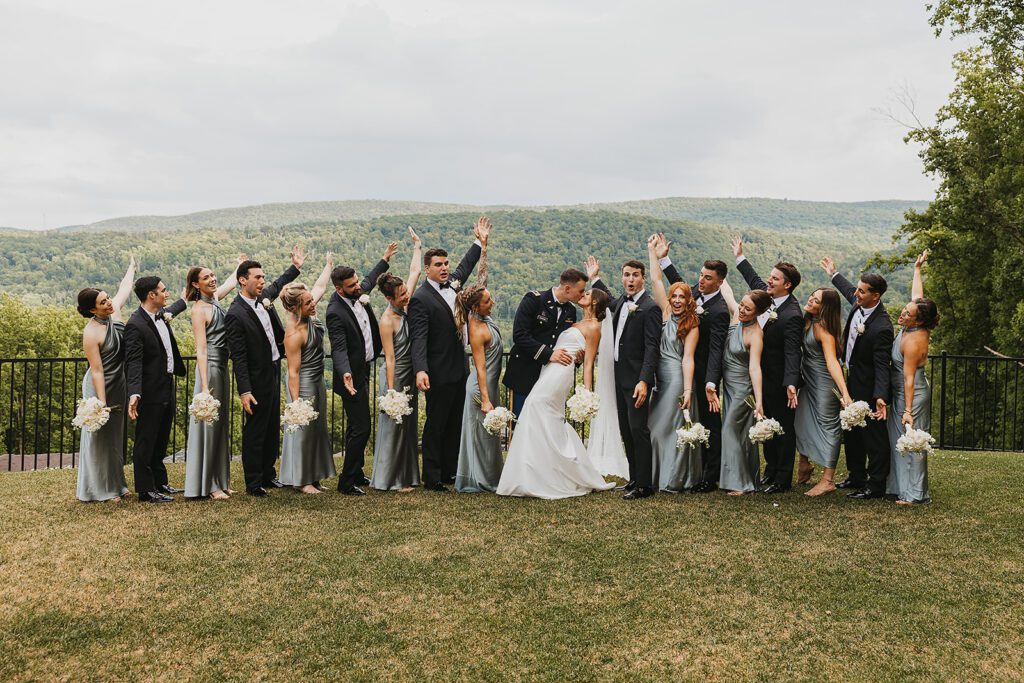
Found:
<box><xmin>0</xmin><ymin>450</ymin><xmax>1022</xmax><ymax>682</ymax></box>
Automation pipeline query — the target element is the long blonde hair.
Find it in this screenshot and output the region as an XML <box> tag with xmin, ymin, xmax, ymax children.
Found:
<box><xmin>454</xmin><ymin>284</ymin><xmax>487</xmax><ymax>333</ymax></box>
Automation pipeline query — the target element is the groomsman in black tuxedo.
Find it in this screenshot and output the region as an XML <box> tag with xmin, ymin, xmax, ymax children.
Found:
<box><xmin>821</xmin><ymin>256</ymin><xmax>894</xmax><ymax>499</ymax></box>
<box><xmin>503</xmin><ymin>268</ymin><xmax>587</xmax><ymax>416</ymax></box>
<box><xmin>409</xmin><ymin>217</ymin><xmax>490</xmax><ymax>491</ymax></box>
<box><xmin>590</xmin><ymin>256</ymin><xmax>662</xmax><ymax>500</ymax></box>
<box><xmin>325</xmin><ymin>241</ymin><xmax>397</xmax><ymax>496</ymax></box>
<box><xmin>651</xmin><ymin>234</ymin><xmax>730</xmax><ymax>492</ymax></box>
<box><xmin>731</xmin><ymin>237</ymin><xmax>804</xmax><ymax>492</ymax></box>
<box><xmin>125</xmin><ymin>277</ymin><xmax>186</xmax><ymax>502</ymax></box>
<box><xmin>224</xmin><ymin>249</ymin><xmax>304</xmax><ymax>496</ymax></box>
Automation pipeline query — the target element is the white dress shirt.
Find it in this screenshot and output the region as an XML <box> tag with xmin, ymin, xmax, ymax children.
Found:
<box><xmin>344</xmin><ymin>296</ymin><xmax>374</xmax><ymax>363</ymax></box>
<box><xmin>550</xmin><ymin>288</ymin><xmax>566</xmax><ymax>322</ymax></box>
<box><xmin>614</xmin><ymin>288</ymin><xmax>645</xmax><ymax>361</ymax></box>
<box><xmin>845</xmin><ymin>302</ymin><xmax>877</xmax><ymax>366</ymax></box>
<box><xmin>757</xmin><ymin>294</ymin><xmax>789</xmax><ymax>329</ymax></box>
<box><xmin>239</xmin><ymin>293</ymin><xmax>280</xmax><ymax>362</ymax></box>
<box><xmin>148</xmin><ymin>309</ymin><xmax>175</xmax><ymax>373</ymax></box>
<box><xmin>427</xmin><ymin>278</ymin><xmax>457</xmax><ymax>313</ymax></box>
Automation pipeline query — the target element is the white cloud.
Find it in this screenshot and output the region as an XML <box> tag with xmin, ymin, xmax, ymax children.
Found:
<box><xmin>0</xmin><ymin>0</ymin><xmax>964</xmax><ymax>228</ymax></box>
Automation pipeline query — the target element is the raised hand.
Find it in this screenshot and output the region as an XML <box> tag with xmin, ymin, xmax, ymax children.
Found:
<box><xmin>291</xmin><ymin>245</ymin><xmax>306</xmax><ymax>270</ymax></box>
<box><xmin>653</xmin><ymin>233</ymin><xmax>671</xmax><ymax>259</ymax></box>
<box><xmin>585</xmin><ymin>255</ymin><xmax>600</xmax><ymax>281</ymax></box>
<box><xmin>129</xmin><ymin>254</ymin><xmax>137</xmax><ymax>271</ymax></box>
<box><xmin>731</xmin><ymin>236</ymin><xmax>743</xmax><ymax>258</ymax></box>
<box><xmin>382</xmin><ymin>241</ymin><xmax>399</xmax><ymax>262</ymax></box>
<box><xmin>474</xmin><ymin>215</ymin><xmax>493</xmax><ymax>244</ymax></box>
<box><xmin>915</xmin><ymin>249</ymin><xmax>929</xmax><ymax>269</ymax></box>
<box><xmin>326</xmin><ymin>251</ymin><xmax>334</xmax><ymax>270</ymax></box>
<box><xmin>237</xmin><ymin>253</ymin><xmax>248</xmax><ymax>265</ymax></box>
<box><xmin>408</xmin><ymin>226</ymin><xmax>421</xmax><ymax>247</ymax></box>
<box><xmin>820</xmin><ymin>256</ymin><xmax>837</xmax><ymax>276</ymax></box>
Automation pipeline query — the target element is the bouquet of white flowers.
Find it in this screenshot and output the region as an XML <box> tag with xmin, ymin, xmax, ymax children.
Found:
<box><xmin>745</xmin><ymin>396</ymin><xmax>783</xmax><ymax>443</ymax></box>
<box><xmin>378</xmin><ymin>387</ymin><xmax>414</xmax><ymax>425</ymax></box>
<box><xmin>565</xmin><ymin>385</ymin><xmax>600</xmax><ymax>423</ymax></box>
<box><xmin>282</xmin><ymin>398</ymin><xmax>319</xmax><ymax>433</ymax></box>
<box><xmin>896</xmin><ymin>426</ymin><xmax>935</xmax><ymax>457</ymax></box>
<box><xmin>481</xmin><ymin>406</ymin><xmax>517</xmax><ymax>436</ymax></box>
<box><xmin>675</xmin><ymin>410</ymin><xmax>711</xmax><ymax>450</ymax></box>
<box><xmin>189</xmin><ymin>391</ymin><xmax>221</xmax><ymax>424</ymax></box>
<box><xmin>833</xmin><ymin>389</ymin><xmax>871</xmax><ymax>430</ymax></box>
<box><xmin>72</xmin><ymin>397</ymin><xmax>111</xmax><ymax>432</ymax></box>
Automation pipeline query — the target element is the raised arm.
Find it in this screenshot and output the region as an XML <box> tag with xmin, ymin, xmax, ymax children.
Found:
<box><xmin>651</xmin><ymin>233</ymin><xmax>683</xmax><ymax>285</ymax></box>
<box><xmin>450</xmin><ymin>217</ymin><xmax>488</xmax><ymax>286</ymax></box>
<box><xmin>647</xmin><ymin>237</ymin><xmax>670</xmax><ymax>317</ymax></box>
<box><xmin>360</xmin><ymin>242</ymin><xmax>396</xmax><ymax>294</ymax></box>
<box><xmin>587</xmin><ymin>255</ymin><xmax>612</xmax><ymax>296</ymax></box>
<box><xmin>720</xmin><ymin>278</ymin><xmax>740</xmax><ymax>325</ymax></box>
<box><xmin>264</xmin><ymin>245</ymin><xmax>304</xmax><ymax>301</ymax></box>
<box><xmin>215</xmin><ymin>253</ymin><xmax>247</xmax><ymax>301</ymax></box>
<box><xmin>310</xmin><ymin>253</ymin><xmax>334</xmax><ymax>305</ymax></box>
<box><xmin>821</xmin><ymin>256</ymin><xmax>856</xmax><ymax>305</ymax></box>
<box><xmin>405</xmin><ymin>227</ymin><xmax>423</xmax><ymax>295</ymax></box>
<box><xmin>475</xmin><ymin>234</ymin><xmax>489</xmax><ymax>289</ymax></box>
<box><xmin>912</xmin><ymin>249</ymin><xmax>928</xmax><ymax>301</ymax></box>
<box><xmin>111</xmin><ymin>256</ymin><xmax>137</xmax><ymax>317</ymax></box>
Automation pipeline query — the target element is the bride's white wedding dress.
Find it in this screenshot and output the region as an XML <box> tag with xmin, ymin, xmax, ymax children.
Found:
<box><xmin>497</xmin><ymin>326</ymin><xmax>615</xmax><ymax>499</ymax></box>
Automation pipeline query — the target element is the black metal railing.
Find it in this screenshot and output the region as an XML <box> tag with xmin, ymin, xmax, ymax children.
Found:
<box><xmin>1</xmin><ymin>352</ymin><xmax>1020</xmax><ymax>471</ymax></box>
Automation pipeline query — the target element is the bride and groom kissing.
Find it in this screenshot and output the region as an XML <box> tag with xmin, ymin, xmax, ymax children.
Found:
<box><xmin>496</xmin><ymin>250</ymin><xmax>665</xmax><ymax>500</ymax></box>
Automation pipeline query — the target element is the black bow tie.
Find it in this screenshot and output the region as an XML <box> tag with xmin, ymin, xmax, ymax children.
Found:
<box><xmin>626</xmin><ymin>294</ymin><xmax>635</xmax><ymax>303</ymax></box>
<box><xmin>439</xmin><ymin>281</ymin><xmax>452</xmax><ymax>289</ymax></box>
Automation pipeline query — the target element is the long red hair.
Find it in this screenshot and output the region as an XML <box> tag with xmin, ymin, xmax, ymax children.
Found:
<box><xmin>669</xmin><ymin>282</ymin><xmax>699</xmax><ymax>341</ymax></box>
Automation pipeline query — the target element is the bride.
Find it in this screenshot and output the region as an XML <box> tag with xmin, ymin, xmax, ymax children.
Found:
<box><xmin>497</xmin><ymin>288</ymin><xmax>616</xmax><ymax>499</ymax></box>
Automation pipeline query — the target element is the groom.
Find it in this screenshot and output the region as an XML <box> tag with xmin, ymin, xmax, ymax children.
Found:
<box><xmin>409</xmin><ymin>217</ymin><xmax>491</xmax><ymax>491</ymax></box>
<box><xmin>731</xmin><ymin>237</ymin><xmax>804</xmax><ymax>492</ymax></box>
<box><xmin>590</xmin><ymin>256</ymin><xmax>662</xmax><ymax>500</ymax></box>
<box><xmin>224</xmin><ymin>248</ymin><xmax>304</xmax><ymax>496</ymax></box>
<box><xmin>503</xmin><ymin>268</ymin><xmax>587</xmax><ymax>416</ymax></box>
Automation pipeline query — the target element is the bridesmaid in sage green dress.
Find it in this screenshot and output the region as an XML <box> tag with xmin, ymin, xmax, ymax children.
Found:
<box><xmin>646</xmin><ymin>239</ymin><xmax>701</xmax><ymax>491</ymax></box>
<box><xmin>75</xmin><ymin>257</ymin><xmax>137</xmax><ymax>502</ymax></box>
<box><xmin>709</xmin><ymin>281</ymin><xmax>771</xmax><ymax>496</ymax></box>
<box><xmin>372</xmin><ymin>228</ymin><xmax>423</xmax><ymax>492</ymax></box>
<box><xmin>793</xmin><ymin>287</ymin><xmax>854</xmax><ymax>497</ymax></box>
<box><xmin>183</xmin><ymin>256</ymin><xmax>245</xmax><ymax>500</ymax></box>
<box><xmin>279</xmin><ymin>256</ymin><xmax>337</xmax><ymax>494</ymax></box>
<box><xmin>887</xmin><ymin>251</ymin><xmax>939</xmax><ymax>505</ymax></box>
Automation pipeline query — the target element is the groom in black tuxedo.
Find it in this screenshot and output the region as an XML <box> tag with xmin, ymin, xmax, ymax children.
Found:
<box><xmin>125</xmin><ymin>277</ymin><xmax>186</xmax><ymax>503</ymax></box>
<box><xmin>652</xmin><ymin>235</ymin><xmax>730</xmax><ymax>492</ymax></box>
<box><xmin>224</xmin><ymin>249</ymin><xmax>304</xmax><ymax>496</ymax></box>
<box><xmin>822</xmin><ymin>258</ymin><xmax>894</xmax><ymax>499</ymax></box>
<box><xmin>503</xmin><ymin>268</ymin><xmax>587</xmax><ymax>416</ymax></box>
<box><xmin>732</xmin><ymin>237</ymin><xmax>804</xmax><ymax>492</ymax></box>
<box><xmin>325</xmin><ymin>241</ymin><xmax>397</xmax><ymax>495</ymax></box>
<box><xmin>409</xmin><ymin>217</ymin><xmax>490</xmax><ymax>491</ymax></box>
<box><xmin>590</xmin><ymin>256</ymin><xmax>662</xmax><ymax>500</ymax></box>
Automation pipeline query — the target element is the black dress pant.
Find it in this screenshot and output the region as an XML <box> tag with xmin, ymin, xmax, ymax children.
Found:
<box><xmin>339</xmin><ymin>373</ymin><xmax>371</xmax><ymax>489</ymax></box>
<box><xmin>616</xmin><ymin>384</ymin><xmax>653</xmax><ymax>489</ymax></box>
<box><xmin>421</xmin><ymin>381</ymin><xmax>465</xmax><ymax>485</ymax></box>
<box><xmin>132</xmin><ymin>386</ymin><xmax>174</xmax><ymax>493</ymax></box>
<box><xmin>762</xmin><ymin>384</ymin><xmax>797</xmax><ymax>488</ymax></box>
<box><xmin>696</xmin><ymin>375</ymin><xmax>723</xmax><ymax>485</ymax></box>
<box><xmin>843</xmin><ymin>411</ymin><xmax>891</xmax><ymax>493</ymax></box>
<box><xmin>241</xmin><ymin>363</ymin><xmax>281</xmax><ymax>490</ymax></box>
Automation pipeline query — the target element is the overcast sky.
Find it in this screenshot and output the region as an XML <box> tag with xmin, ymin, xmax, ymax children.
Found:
<box><xmin>1</xmin><ymin>1</ymin><xmax>964</xmax><ymax>229</ymax></box>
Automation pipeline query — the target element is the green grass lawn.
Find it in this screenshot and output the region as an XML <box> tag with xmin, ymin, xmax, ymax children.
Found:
<box><xmin>1</xmin><ymin>451</ymin><xmax>1022</xmax><ymax>682</ymax></box>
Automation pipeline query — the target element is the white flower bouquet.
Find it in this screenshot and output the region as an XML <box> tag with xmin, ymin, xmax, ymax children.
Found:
<box><xmin>675</xmin><ymin>410</ymin><xmax>710</xmax><ymax>450</ymax></box>
<box><xmin>282</xmin><ymin>398</ymin><xmax>319</xmax><ymax>433</ymax></box>
<box><xmin>745</xmin><ymin>396</ymin><xmax>783</xmax><ymax>443</ymax></box>
<box><xmin>834</xmin><ymin>389</ymin><xmax>872</xmax><ymax>430</ymax></box>
<box><xmin>378</xmin><ymin>387</ymin><xmax>414</xmax><ymax>425</ymax></box>
<box><xmin>481</xmin><ymin>406</ymin><xmax>517</xmax><ymax>436</ymax></box>
<box><xmin>189</xmin><ymin>391</ymin><xmax>221</xmax><ymax>424</ymax></box>
<box><xmin>566</xmin><ymin>385</ymin><xmax>600</xmax><ymax>423</ymax></box>
<box><xmin>72</xmin><ymin>397</ymin><xmax>111</xmax><ymax>432</ymax></box>
<box><xmin>896</xmin><ymin>426</ymin><xmax>935</xmax><ymax>457</ymax></box>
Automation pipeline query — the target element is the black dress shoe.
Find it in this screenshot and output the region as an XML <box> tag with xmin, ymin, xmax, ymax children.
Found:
<box><xmin>623</xmin><ymin>486</ymin><xmax>655</xmax><ymax>500</ymax></box>
<box><xmin>358</xmin><ymin>475</ymin><xmax>371</xmax><ymax>486</ymax></box>
<box><xmin>340</xmin><ymin>485</ymin><xmax>366</xmax><ymax>496</ymax></box>
<box><xmin>423</xmin><ymin>481</ymin><xmax>448</xmax><ymax>492</ymax></box>
<box><xmin>835</xmin><ymin>478</ymin><xmax>862</xmax><ymax>490</ymax></box>
<box><xmin>761</xmin><ymin>484</ymin><xmax>788</xmax><ymax>494</ymax></box>
<box><xmin>247</xmin><ymin>487</ymin><xmax>269</xmax><ymax>497</ymax></box>
<box><xmin>140</xmin><ymin>491</ymin><xmax>173</xmax><ymax>503</ymax></box>
<box><xmin>759</xmin><ymin>475</ymin><xmax>772</xmax><ymax>487</ymax></box>
<box><xmin>266</xmin><ymin>479</ymin><xmax>286</xmax><ymax>489</ymax></box>
<box><xmin>614</xmin><ymin>480</ymin><xmax>636</xmax><ymax>492</ymax></box>
<box><xmin>847</xmin><ymin>488</ymin><xmax>884</xmax><ymax>500</ymax></box>
<box><xmin>157</xmin><ymin>484</ymin><xmax>183</xmax><ymax>495</ymax></box>
<box><xmin>691</xmin><ymin>481</ymin><xmax>717</xmax><ymax>493</ymax></box>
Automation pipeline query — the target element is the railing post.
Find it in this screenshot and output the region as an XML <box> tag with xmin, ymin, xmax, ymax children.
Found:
<box><xmin>939</xmin><ymin>350</ymin><xmax>948</xmax><ymax>449</ymax></box>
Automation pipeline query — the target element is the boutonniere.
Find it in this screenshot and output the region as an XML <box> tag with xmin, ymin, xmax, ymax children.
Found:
<box><xmin>767</xmin><ymin>310</ymin><xmax>778</xmax><ymax>322</ymax></box>
<box><xmin>262</xmin><ymin>298</ymin><xmax>273</xmax><ymax>310</ymax></box>
<box><xmin>695</xmin><ymin>305</ymin><xmax>705</xmax><ymax>316</ymax></box>
<box><xmin>855</xmin><ymin>323</ymin><xmax>866</xmax><ymax>335</ymax></box>
<box><xmin>626</xmin><ymin>303</ymin><xmax>638</xmax><ymax>318</ymax></box>
<box><xmin>358</xmin><ymin>294</ymin><xmax>370</xmax><ymax>306</ymax></box>
<box><xmin>162</xmin><ymin>312</ymin><xmax>173</xmax><ymax>323</ymax></box>
<box><xmin>449</xmin><ymin>279</ymin><xmax>461</xmax><ymax>292</ymax></box>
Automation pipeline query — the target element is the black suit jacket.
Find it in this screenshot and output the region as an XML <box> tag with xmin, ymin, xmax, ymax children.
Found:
<box><xmin>408</xmin><ymin>243</ymin><xmax>482</xmax><ymax>383</ymax></box>
<box><xmin>125</xmin><ymin>300</ymin><xmax>186</xmax><ymax>403</ymax></box>
<box><xmin>663</xmin><ymin>264</ymin><xmax>729</xmax><ymax>387</ymax></box>
<box><xmin>325</xmin><ymin>259</ymin><xmax>390</xmax><ymax>391</ymax></box>
<box><xmin>503</xmin><ymin>289</ymin><xmax>577</xmax><ymax>394</ymax></box>
<box><xmin>591</xmin><ymin>279</ymin><xmax>661</xmax><ymax>389</ymax></box>
<box><xmin>833</xmin><ymin>273</ymin><xmax>894</xmax><ymax>403</ymax></box>
<box><xmin>224</xmin><ymin>265</ymin><xmax>300</xmax><ymax>397</ymax></box>
<box><xmin>736</xmin><ymin>258</ymin><xmax>803</xmax><ymax>389</ymax></box>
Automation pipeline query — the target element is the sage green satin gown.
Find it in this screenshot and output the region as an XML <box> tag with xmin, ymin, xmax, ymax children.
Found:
<box><xmin>76</xmin><ymin>317</ymin><xmax>130</xmax><ymax>502</ymax></box>
<box><xmin>794</xmin><ymin>323</ymin><xmax>842</xmax><ymax>468</ymax></box>
<box><xmin>280</xmin><ymin>319</ymin><xmax>337</xmax><ymax>486</ymax></box>
<box><xmin>719</xmin><ymin>323</ymin><xmax>759</xmax><ymax>493</ymax></box>
<box><xmin>650</xmin><ymin>315</ymin><xmax>701</xmax><ymax>491</ymax></box>
<box><xmin>886</xmin><ymin>330</ymin><xmax>932</xmax><ymax>503</ymax></box>
<box><xmin>456</xmin><ymin>315</ymin><xmax>505</xmax><ymax>493</ymax></box>
<box><xmin>184</xmin><ymin>296</ymin><xmax>231</xmax><ymax>497</ymax></box>
<box><xmin>370</xmin><ymin>307</ymin><xmax>421</xmax><ymax>490</ymax></box>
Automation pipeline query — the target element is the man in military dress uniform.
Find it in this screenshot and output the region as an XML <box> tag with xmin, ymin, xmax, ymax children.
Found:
<box><xmin>503</xmin><ymin>268</ymin><xmax>589</xmax><ymax>415</ymax></box>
